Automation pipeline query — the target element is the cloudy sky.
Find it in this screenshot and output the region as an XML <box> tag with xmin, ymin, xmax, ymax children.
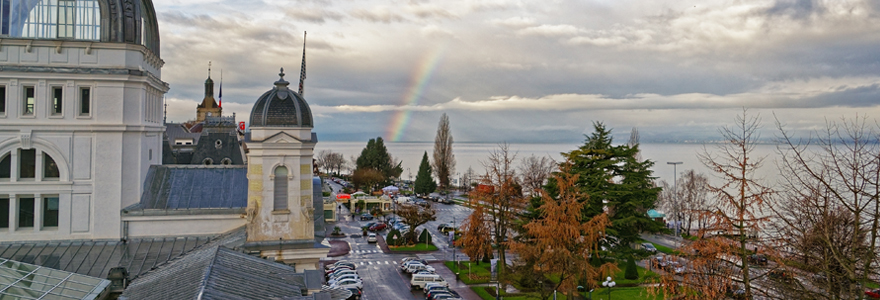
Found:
<box><xmin>154</xmin><ymin>0</ymin><xmax>880</xmax><ymax>143</ymax></box>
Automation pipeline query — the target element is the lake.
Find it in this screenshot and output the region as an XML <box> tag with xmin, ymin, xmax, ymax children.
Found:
<box><xmin>315</xmin><ymin>141</ymin><xmax>785</xmax><ymax>187</ymax></box>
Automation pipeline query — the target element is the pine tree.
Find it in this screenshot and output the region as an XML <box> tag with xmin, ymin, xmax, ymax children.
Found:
<box><xmin>539</xmin><ymin>122</ymin><xmax>662</xmax><ymax>254</ymax></box>
<box><xmin>355</xmin><ymin>137</ymin><xmax>394</xmax><ymax>179</ymax></box>
<box><xmin>414</xmin><ymin>152</ymin><xmax>436</xmax><ymax>195</ymax></box>
<box><xmin>624</xmin><ymin>256</ymin><xmax>639</xmax><ymax>280</ymax></box>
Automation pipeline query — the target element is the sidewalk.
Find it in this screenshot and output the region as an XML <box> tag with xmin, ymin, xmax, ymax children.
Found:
<box><xmin>431</xmin><ymin>261</ymin><xmax>482</xmax><ymax>300</ymax></box>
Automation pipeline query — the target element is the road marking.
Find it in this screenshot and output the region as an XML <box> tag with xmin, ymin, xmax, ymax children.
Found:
<box><xmin>384</xmin><ymin>261</ymin><xmax>389</xmax><ymax>264</ymax></box>
<box><xmin>360</xmin><ymin>262</ymin><xmax>365</xmax><ymax>265</ymax></box>
<box><xmin>368</xmin><ymin>261</ymin><xmax>373</xmax><ymax>265</ymax></box>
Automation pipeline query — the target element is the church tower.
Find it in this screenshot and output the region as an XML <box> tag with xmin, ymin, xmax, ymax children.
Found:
<box><xmin>196</xmin><ymin>66</ymin><xmax>221</xmax><ymax>122</ymax></box>
<box><xmin>243</xmin><ymin>68</ymin><xmax>326</xmax><ymax>270</ymax></box>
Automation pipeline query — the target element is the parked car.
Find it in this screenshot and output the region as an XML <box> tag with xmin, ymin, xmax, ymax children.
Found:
<box><xmin>331</xmin><ymin>278</ymin><xmax>363</xmax><ymax>290</ymax></box>
<box><xmin>748</xmin><ymin>254</ymin><xmax>768</xmax><ymax>266</ymax></box>
<box><xmin>437</xmin><ymin>224</ymin><xmax>455</xmax><ymax>232</ymax></box>
<box><xmin>866</xmin><ymin>288</ymin><xmax>880</xmax><ymax>298</ymax></box>
<box><xmin>345</xmin><ymin>287</ymin><xmax>362</xmax><ymax>300</ymax></box>
<box><xmin>641</xmin><ymin>243</ymin><xmax>658</xmax><ymax>253</ymax></box>
<box><xmin>328</xmin><ymin>274</ymin><xmax>361</xmax><ymax>285</ymax></box>
<box><xmin>369</xmin><ymin>223</ymin><xmax>387</xmax><ymax>231</ymax></box>
<box><xmin>360</xmin><ymin>213</ymin><xmax>373</xmax><ymax>221</ymax></box>
<box><xmin>768</xmin><ymin>270</ymin><xmax>795</xmax><ymax>282</ymax></box>
<box><xmin>326</xmin><ymin>268</ymin><xmax>357</xmax><ymax>278</ymax></box>
<box><xmin>325</xmin><ymin>261</ymin><xmax>356</xmax><ymax>270</ymax></box>
<box><xmin>367</xmin><ymin>233</ymin><xmax>377</xmax><ymax>243</ymax></box>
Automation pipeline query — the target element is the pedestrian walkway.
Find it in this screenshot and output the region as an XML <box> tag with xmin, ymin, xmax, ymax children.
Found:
<box><xmin>430</xmin><ymin>261</ymin><xmax>481</xmax><ymax>300</ymax></box>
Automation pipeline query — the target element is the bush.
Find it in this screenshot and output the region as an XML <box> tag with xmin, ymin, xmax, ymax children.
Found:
<box><xmin>418</xmin><ymin>228</ymin><xmax>432</xmax><ymax>243</ymax></box>
<box><xmin>624</xmin><ymin>256</ymin><xmax>639</xmax><ymax>280</ymax></box>
<box><xmin>590</xmin><ymin>252</ymin><xmax>603</xmax><ymax>267</ymax></box>
<box><xmin>387</xmin><ymin>229</ymin><xmax>401</xmax><ymax>245</ymax></box>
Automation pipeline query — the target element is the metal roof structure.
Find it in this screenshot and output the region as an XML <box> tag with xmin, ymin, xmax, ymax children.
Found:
<box><xmin>131</xmin><ymin>165</ymin><xmax>247</xmax><ymax>212</ymax></box>
<box><xmin>0</xmin><ymin>257</ymin><xmax>110</xmax><ymax>300</ymax></box>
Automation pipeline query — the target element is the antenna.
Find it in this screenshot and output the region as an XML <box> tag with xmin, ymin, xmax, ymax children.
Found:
<box><xmin>298</xmin><ymin>31</ymin><xmax>306</xmax><ymax>97</ymax></box>
<box><xmin>208</xmin><ymin>61</ymin><xmax>212</xmax><ymax>78</ymax></box>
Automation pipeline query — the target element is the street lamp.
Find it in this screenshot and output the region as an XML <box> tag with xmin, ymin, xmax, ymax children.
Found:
<box><xmin>667</xmin><ymin>161</ymin><xmax>683</xmax><ymax>238</ymax></box>
<box><xmin>602</xmin><ymin>277</ymin><xmax>616</xmax><ymax>300</ymax></box>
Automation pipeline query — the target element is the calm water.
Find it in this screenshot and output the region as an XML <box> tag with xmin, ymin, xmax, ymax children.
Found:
<box><xmin>315</xmin><ymin>141</ymin><xmax>784</xmax><ymax>187</ymax></box>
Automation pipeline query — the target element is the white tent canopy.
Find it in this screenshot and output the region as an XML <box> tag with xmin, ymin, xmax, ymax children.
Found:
<box><xmin>382</xmin><ymin>185</ymin><xmax>399</xmax><ymax>192</ymax></box>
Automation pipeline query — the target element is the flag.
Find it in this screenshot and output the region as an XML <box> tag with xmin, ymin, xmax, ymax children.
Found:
<box><xmin>219</xmin><ymin>70</ymin><xmax>223</xmax><ymax>107</ymax></box>
<box><xmin>299</xmin><ymin>31</ymin><xmax>306</xmax><ymax>97</ymax></box>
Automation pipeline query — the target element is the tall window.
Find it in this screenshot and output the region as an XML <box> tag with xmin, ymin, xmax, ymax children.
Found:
<box><xmin>274</xmin><ymin>166</ymin><xmax>288</xmax><ymax>211</ymax></box>
<box><xmin>1</xmin><ymin>0</ymin><xmax>101</xmax><ymax>40</ymax></box>
<box><xmin>52</xmin><ymin>86</ymin><xmax>62</xmax><ymax>115</ymax></box>
<box><xmin>42</xmin><ymin>197</ymin><xmax>58</xmax><ymax>227</ymax></box>
<box><xmin>0</xmin><ymin>86</ymin><xmax>6</xmax><ymax>114</ymax></box>
<box><xmin>79</xmin><ymin>87</ymin><xmax>89</xmax><ymax>115</ymax></box>
<box><xmin>0</xmin><ymin>154</ymin><xmax>9</xmax><ymax>179</ymax></box>
<box><xmin>18</xmin><ymin>197</ymin><xmax>34</xmax><ymax>228</ymax></box>
<box><xmin>0</xmin><ymin>198</ymin><xmax>8</xmax><ymax>229</ymax></box>
<box><xmin>19</xmin><ymin>149</ymin><xmax>34</xmax><ymax>179</ymax></box>
<box><xmin>43</xmin><ymin>153</ymin><xmax>58</xmax><ymax>179</ymax></box>
<box><xmin>23</xmin><ymin>86</ymin><xmax>34</xmax><ymax>115</ymax></box>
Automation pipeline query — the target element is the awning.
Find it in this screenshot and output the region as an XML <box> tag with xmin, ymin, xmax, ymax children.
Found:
<box><xmin>382</xmin><ymin>185</ymin><xmax>399</xmax><ymax>192</ymax></box>
<box><xmin>335</xmin><ymin>193</ymin><xmax>351</xmax><ymax>200</ymax></box>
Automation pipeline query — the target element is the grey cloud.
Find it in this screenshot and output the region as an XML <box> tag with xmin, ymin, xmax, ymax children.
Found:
<box><xmin>766</xmin><ymin>0</ymin><xmax>823</xmax><ymax>19</ymax></box>
<box><xmin>283</xmin><ymin>7</ymin><xmax>344</xmax><ymax>24</ymax></box>
<box><xmin>349</xmin><ymin>7</ymin><xmax>408</xmax><ymax>23</ymax></box>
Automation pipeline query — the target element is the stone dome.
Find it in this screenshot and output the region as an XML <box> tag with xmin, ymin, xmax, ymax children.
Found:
<box><xmin>249</xmin><ymin>69</ymin><xmax>313</xmax><ymax>128</ymax></box>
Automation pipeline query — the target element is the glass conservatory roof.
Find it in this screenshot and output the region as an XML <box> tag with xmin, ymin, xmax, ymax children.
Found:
<box><xmin>0</xmin><ymin>257</ymin><xmax>109</xmax><ymax>300</ymax></box>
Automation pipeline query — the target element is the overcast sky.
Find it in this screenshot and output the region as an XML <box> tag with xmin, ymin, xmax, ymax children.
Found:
<box><xmin>154</xmin><ymin>0</ymin><xmax>880</xmax><ymax>143</ymax></box>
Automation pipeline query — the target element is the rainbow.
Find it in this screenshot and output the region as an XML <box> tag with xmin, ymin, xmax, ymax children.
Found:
<box><xmin>387</xmin><ymin>46</ymin><xmax>447</xmax><ymax>142</ymax></box>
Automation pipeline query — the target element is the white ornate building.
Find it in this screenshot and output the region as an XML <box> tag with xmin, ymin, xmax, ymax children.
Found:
<box><xmin>0</xmin><ymin>0</ymin><xmax>166</xmax><ymax>242</ymax></box>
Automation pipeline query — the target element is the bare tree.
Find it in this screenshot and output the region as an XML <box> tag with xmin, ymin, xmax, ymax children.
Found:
<box><xmin>432</xmin><ymin>113</ymin><xmax>455</xmax><ymax>189</ymax></box>
<box><xmin>769</xmin><ymin>114</ymin><xmax>880</xmax><ymax>299</ymax></box>
<box><xmin>462</xmin><ymin>166</ymin><xmax>476</xmax><ymax>191</ymax></box>
<box><xmin>657</xmin><ymin>110</ymin><xmax>772</xmax><ymax>300</ymax></box>
<box><xmin>316</xmin><ymin>150</ymin><xmax>332</xmax><ymax>174</ymax></box>
<box><xmin>519</xmin><ymin>155</ymin><xmax>555</xmax><ymax>198</ymax></box>
<box><xmin>679</xmin><ymin>170</ymin><xmax>711</xmax><ymax>236</ymax></box>
<box><xmin>395</xmin><ymin>203</ymin><xmax>437</xmax><ymax>244</ymax></box>
<box><xmin>628</xmin><ymin>127</ymin><xmax>642</xmax><ymax>160</ymax></box>
<box><xmin>468</xmin><ymin>143</ymin><xmax>525</xmax><ymax>287</ymax></box>
<box><xmin>327</xmin><ymin>152</ymin><xmax>346</xmax><ymax>175</ymax></box>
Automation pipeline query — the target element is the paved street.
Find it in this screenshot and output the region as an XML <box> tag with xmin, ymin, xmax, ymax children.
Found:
<box><xmin>324</xmin><ymin>180</ymin><xmax>477</xmax><ymax>299</ymax></box>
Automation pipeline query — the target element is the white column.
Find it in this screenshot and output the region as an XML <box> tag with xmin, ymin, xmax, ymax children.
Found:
<box><xmin>35</xmin><ymin>150</ymin><xmax>43</xmax><ymax>182</ymax></box>
<box><xmin>9</xmin><ymin>195</ymin><xmax>17</xmax><ymax>232</ymax></box>
<box><xmin>9</xmin><ymin>151</ymin><xmax>17</xmax><ymax>183</ymax></box>
<box><xmin>34</xmin><ymin>194</ymin><xmax>42</xmax><ymax>232</ymax></box>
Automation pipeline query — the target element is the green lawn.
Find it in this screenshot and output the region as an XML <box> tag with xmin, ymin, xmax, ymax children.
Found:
<box><xmin>470</xmin><ymin>286</ymin><xmax>665</xmax><ymax>300</ymax></box>
<box><xmin>388</xmin><ymin>243</ymin><xmax>438</xmax><ymax>251</ymax></box>
<box><xmin>444</xmin><ymin>261</ymin><xmax>491</xmax><ymax>284</ymax></box>
<box><xmin>613</xmin><ymin>265</ymin><xmax>660</xmax><ymax>286</ymax></box>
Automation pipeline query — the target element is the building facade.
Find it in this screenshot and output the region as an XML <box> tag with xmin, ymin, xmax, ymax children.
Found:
<box><xmin>0</xmin><ymin>0</ymin><xmax>167</xmax><ymax>242</ymax></box>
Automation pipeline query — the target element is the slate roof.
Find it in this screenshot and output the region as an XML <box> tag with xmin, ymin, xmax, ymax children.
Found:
<box><xmin>120</xmin><ymin>246</ymin><xmax>307</xmax><ymax>300</ymax></box>
<box><xmin>189</xmin><ymin>132</ymin><xmax>245</xmax><ymax>165</ymax></box>
<box><xmin>0</xmin><ymin>235</ymin><xmax>221</xmax><ymax>279</ymax></box>
<box><xmin>129</xmin><ymin>165</ymin><xmax>247</xmax><ymax>212</ymax></box>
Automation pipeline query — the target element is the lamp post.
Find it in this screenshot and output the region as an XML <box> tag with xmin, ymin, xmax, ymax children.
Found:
<box><xmin>666</xmin><ymin>161</ymin><xmax>683</xmax><ymax>238</ymax></box>
<box><xmin>602</xmin><ymin>277</ymin><xmax>616</xmax><ymax>300</ymax></box>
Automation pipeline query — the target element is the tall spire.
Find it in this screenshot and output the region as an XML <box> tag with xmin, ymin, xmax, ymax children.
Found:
<box><xmin>298</xmin><ymin>31</ymin><xmax>306</xmax><ymax>97</ymax></box>
<box><xmin>208</xmin><ymin>61</ymin><xmax>212</xmax><ymax>78</ymax></box>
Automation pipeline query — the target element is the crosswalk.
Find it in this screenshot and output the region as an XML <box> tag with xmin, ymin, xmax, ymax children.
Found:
<box><xmin>349</xmin><ymin>249</ymin><xmax>382</xmax><ymax>254</ymax></box>
<box><xmin>434</xmin><ymin>207</ymin><xmax>472</xmax><ymax>212</ymax></box>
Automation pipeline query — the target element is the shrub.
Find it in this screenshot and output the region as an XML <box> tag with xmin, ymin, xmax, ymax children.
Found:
<box><xmin>624</xmin><ymin>256</ymin><xmax>639</xmax><ymax>280</ymax></box>
<box><xmin>418</xmin><ymin>228</ymin><xmax>432</xmax><ymax>243</ymax></box>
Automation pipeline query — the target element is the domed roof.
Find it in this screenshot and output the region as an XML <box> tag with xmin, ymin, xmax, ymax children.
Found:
<box><xmin>249</xmin><ymin>69</ymin><xmax>313</xmax><ymax>128</ymax></box>
<box><xmin>0</xmin><ymin>0</ymin><xmax>161</xmax><ymax>55</ymax></box>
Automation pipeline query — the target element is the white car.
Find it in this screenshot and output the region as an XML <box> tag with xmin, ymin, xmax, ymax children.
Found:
<box><xmin>367</xmin><ymin>233</ymin><xmax>377</xmax><ymax>243</ymax></box>
<box><xmin>328</xmin><ymin>271</ymin><xmax>359</xmax><ymax>280</ymax></box>
<box><xmin>328</xmin><ymin>274</ymin><xmax>361</xmax><ymax>285</ymax></box>
<box><xmin>331</xmin><ymin>278</ymin><xmax>364</xmax><ymax>290</ymax></box>
<box><xmin>327</xmin><ymin>269</ymin><xmax>357</xmax><ymax>279</ymax></box>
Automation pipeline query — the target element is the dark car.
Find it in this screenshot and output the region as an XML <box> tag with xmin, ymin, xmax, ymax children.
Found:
<box><xmin>369</xmin><ymin>223</ymin><xmax>387</xmax><ymax>231</ymax></box>
<box><xmin>748</xmin><ymin>254</ymin><xmax>768</xmax><ymax>266</ymax></box>
<box><xmin>768</xmin><ymin>270</ymin><xmax>795</xmax><ymax>282</ymax></box>
<box><xmin>359</xmin><ymin>213</ymin><xmax>373</xmax><ymax>221</ymax></box>
<box><xmin>437</xmin><ymin>224</ymin><xmax>459</xmax><ymax>233</ymax></box>
<box><xmin>346</xmin><ymin>287</ymin><xmax>362</xmax><ymax>300</ymax></box>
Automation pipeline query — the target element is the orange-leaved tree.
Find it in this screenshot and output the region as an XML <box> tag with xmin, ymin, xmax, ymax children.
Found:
<box><xmin>510</xmin><ymin>161</ymin><xmax>615</xmax><ymax>299</ymax></box>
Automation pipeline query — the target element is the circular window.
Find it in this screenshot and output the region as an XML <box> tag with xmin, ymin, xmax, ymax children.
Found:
<box><xmin>203</xmin><ymin>158</ymin><xmax>213</xmax><ymax>165</ymax></box>
<box><xmin>221</xmin><ymin>158</ymin><xmax>232</xmax><ymax>165</ymax></box>
<box><xmin>215</xmin><ymin>140</ymin><xmax>223</xmax><ymax>149</ymax></box>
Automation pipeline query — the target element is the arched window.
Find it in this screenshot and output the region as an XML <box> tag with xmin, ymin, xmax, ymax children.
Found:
<box><xmin>0</xmin><ymin>154</ymin><xmax>9</xmax><ymax>179</ymax></box>
<box><xmin>43</xmin><ymin>153</ymin><xmax>59</xmax><ymax>179</ymax></box>
<box><xmin>1</xmin><ymin>0</ymin><xmax>102</xmax><ymax>40</ymax></box>
<box><xmin>273</xmin><ymin>166</ymin><xmax>288</xmax><ymax>211</ymax></box>
<box><xmin>221</xmin><ymin>158</ymin><xmax>231</xmax><ymax>165</ymax></box>
<box><xmin>203</xmin><ymin>158</ymin><xmax>213</xmax><ymax>165</ymax></box>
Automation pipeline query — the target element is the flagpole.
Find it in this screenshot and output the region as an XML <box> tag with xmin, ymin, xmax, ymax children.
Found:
<box><xmin>298</xmin><ymin>31</ymin><xmax>307</xmax><ymax>97</ymax></box>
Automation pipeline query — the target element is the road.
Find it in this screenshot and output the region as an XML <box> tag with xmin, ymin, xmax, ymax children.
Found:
<box><xmin>324</xmin><ymin>180</ymin><xmax>476</xmax><ymax>299</ymax></box>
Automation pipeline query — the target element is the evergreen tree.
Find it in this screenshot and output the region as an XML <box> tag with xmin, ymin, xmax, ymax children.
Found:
<box><xmin>355</xmin><ymin>137</ymin><xmax>394</xmax><ymax>179</ymax></box>
<box><xmin>414</xmin><ymin>152</ymin><xmax>436</xmax><ymax>194</ymax></box>
<box><xmin>625</xmin><ymin>256</ymin><xmax>639</xmax><ymax>280</ymax></box>
<box><xmin>538</xmin><ymin>122</ymin><xmax>662</xmax><ymax>254</ymax></box>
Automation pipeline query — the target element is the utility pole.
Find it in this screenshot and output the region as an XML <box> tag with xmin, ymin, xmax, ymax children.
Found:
<box><xmin>667</xmin><ymin>162</ymin><xmax>683</xmax><ymax>238</ymax></box>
